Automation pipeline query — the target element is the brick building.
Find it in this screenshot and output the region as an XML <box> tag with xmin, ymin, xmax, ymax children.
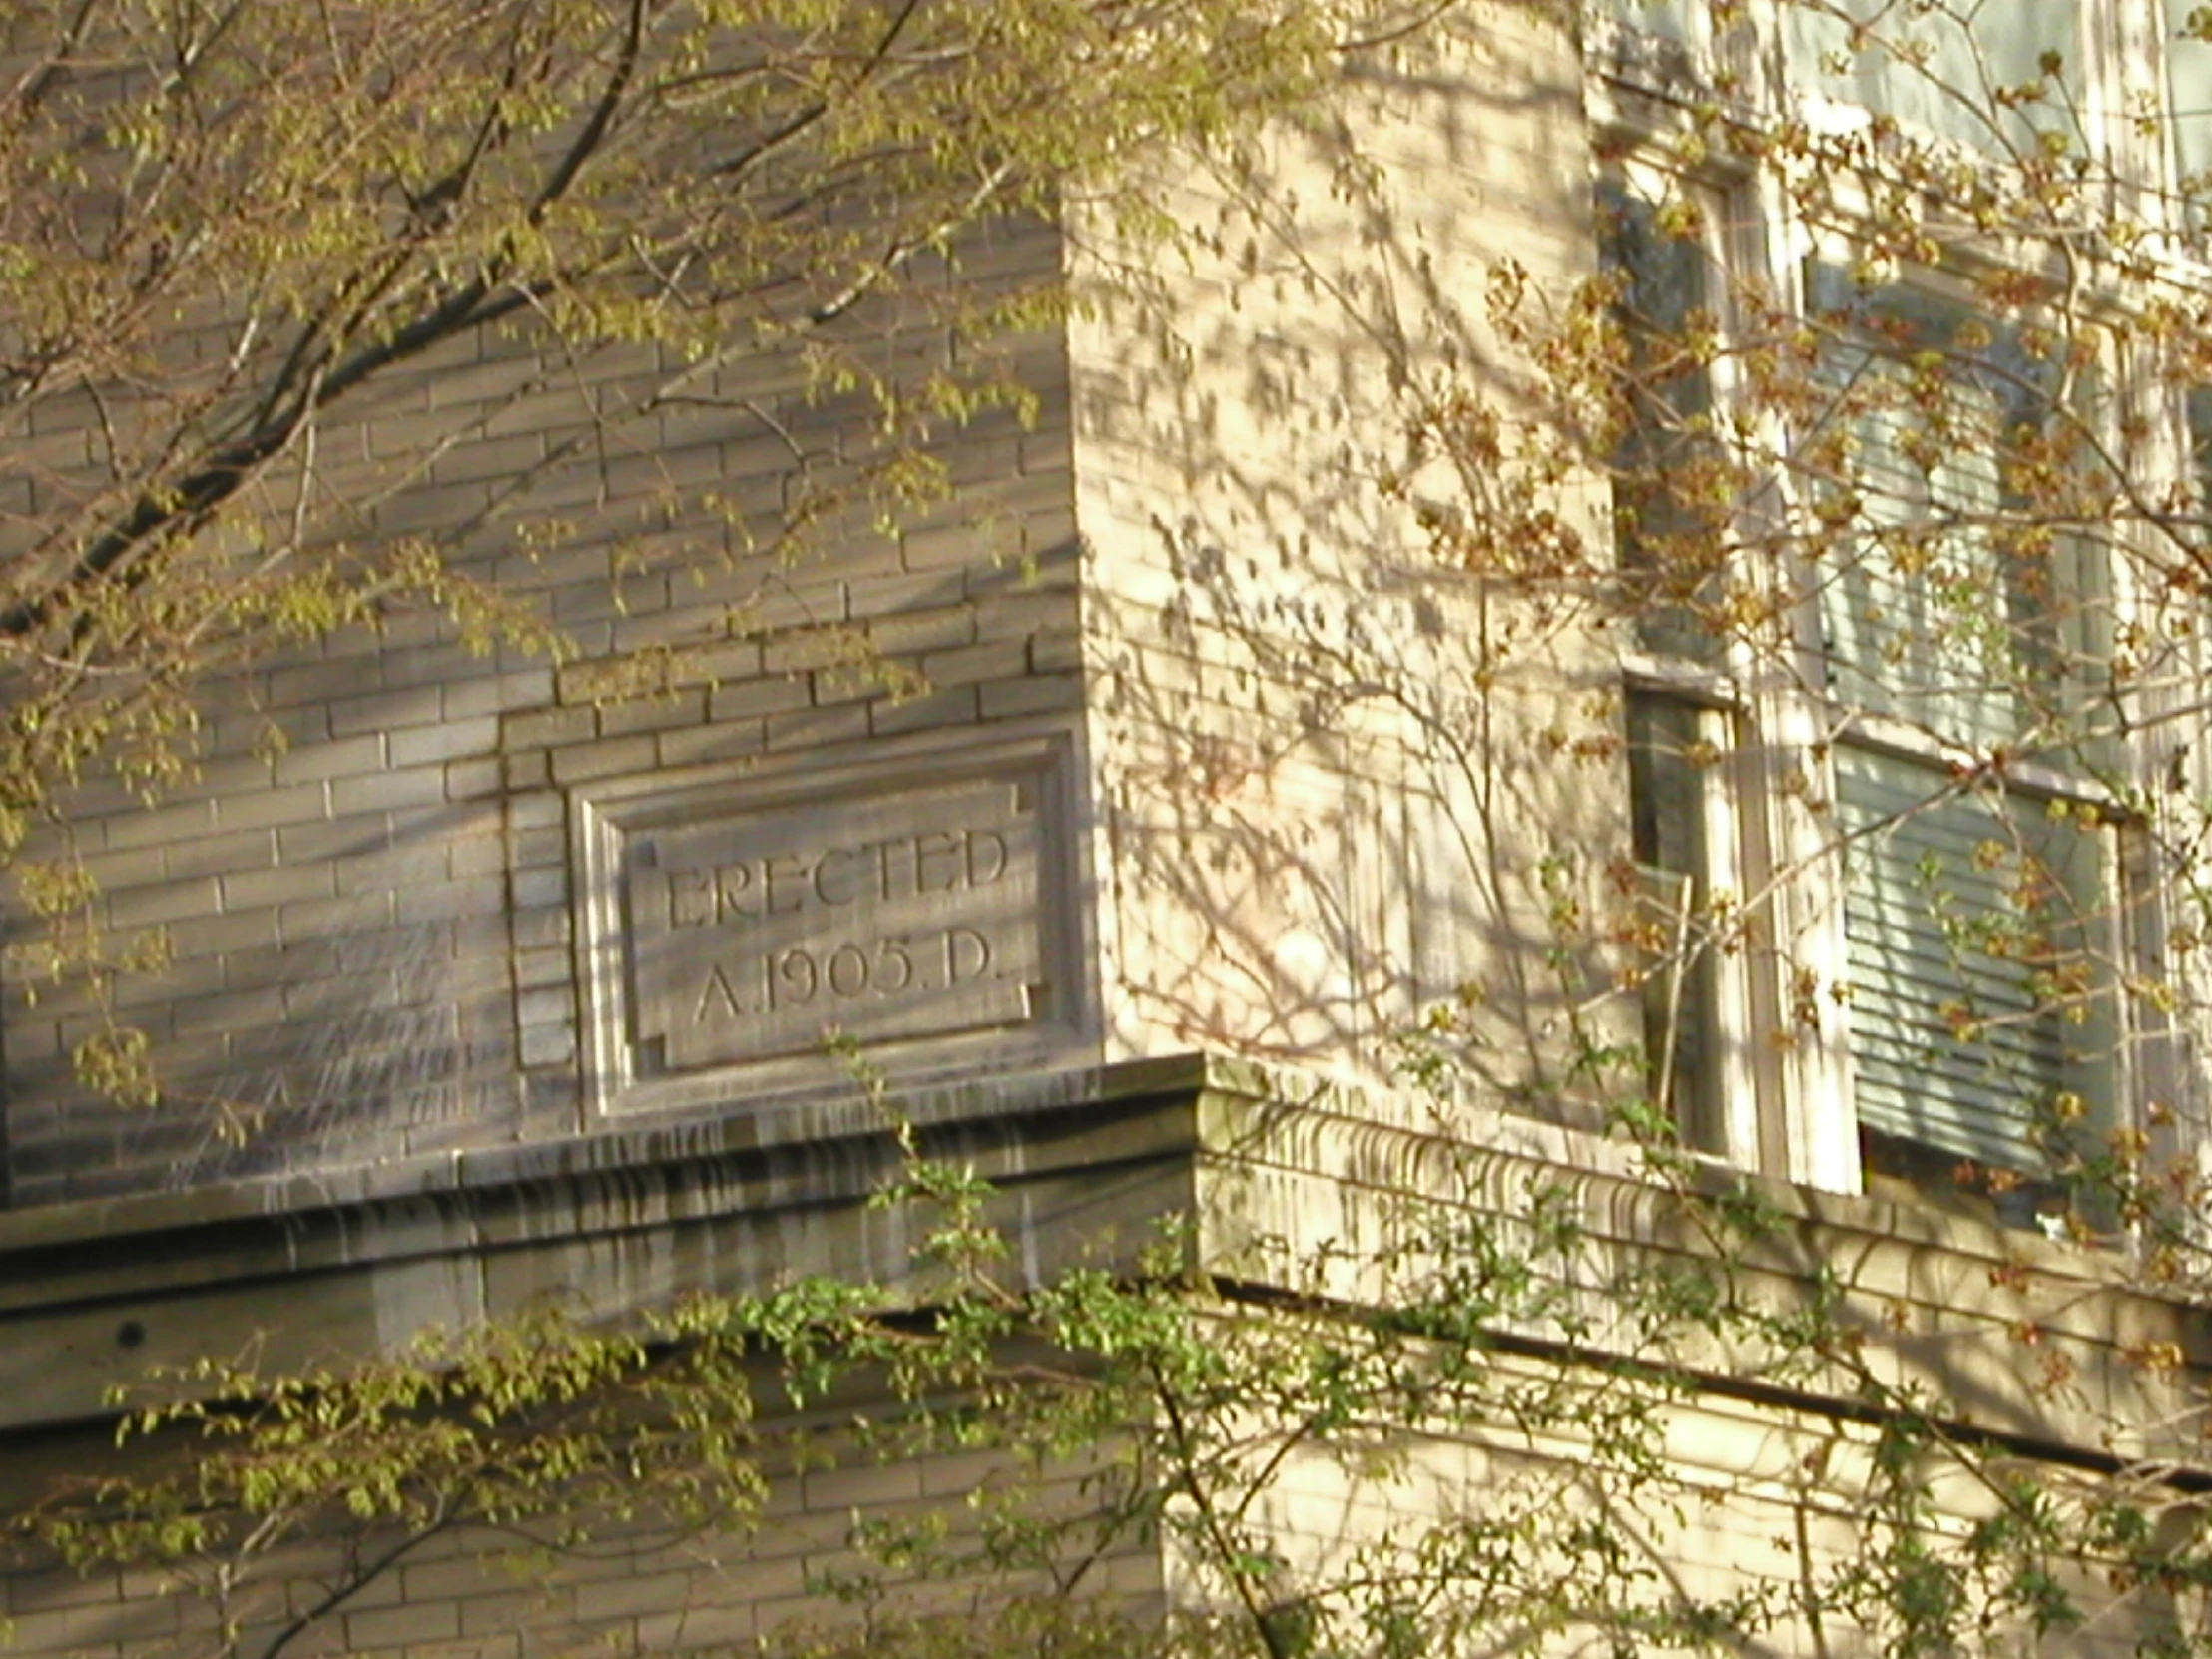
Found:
<box><xmin>6</xmin><ymin>3</ymin><xmax>2212</xmax><ymax>1655</ymax></box>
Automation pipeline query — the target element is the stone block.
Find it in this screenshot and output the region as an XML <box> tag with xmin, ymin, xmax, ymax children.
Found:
<box><xmin>166</xmin><ymin>907</ymin><xmax>281</xmax><ymax>961</ymax></box>
<box><xmin>444</xmin><ymin>668</ymin><xmax>556</xmax><ymax>720</ymax></box>
<box><xmin>511</xmin><ymin>866</ymin><xmax>568</xmax><ymax>911</ymax></box>
<box><xmin>215</xmin><ymin>784</ymin><xmax>331</xmax><ymax>832</ymax></box>
<box><xmin>971</xmin><ymin>590</ymin><xmax>1073</xmax><ymax>643</ymax></box>
<box><xmin>571</xmin><ymin>1572</ymin><xmax>694</xmax><ymax>1624</ymax></box>
<box><xmin>223</xmin><ymin>861</ymin><xmax>339</xmax><ymax>914</ymax></box>
<box><xmin>657</xmin><ymin>719</ymin><xmax>769</xmax><ymax>770</ymax></box>
<box><xmin>507</xmin><ymin>791</ymin><xmax>567</xmax><ymax>831</ymax></box>
<box><xmin>345</xmin><ymin>1600</ymin><xmax>462</xmax><ymax>1651</ymax></box>
<box><xmin>74</xmin><ymin>844</ymin><xmax>166</xmax><ymax>893</ymax></box>
<box><xmin>845</xmin><ymin>570</ymin><xmax>964</xmax><ymax>617</ymax></box>
<box><xmin>869</xmin><ymin>686</ymin><xmax>981</xmax><ymax>736</ymax></box>
<box><xmin>283</xmin><ymin>893</ymin><xmax>400</xmax><ymax>943</ymax></box>
<box><xmin>274</xmin><ymin>734</ymin><xmax>387</xmax><ymax>786</ymax></box>
<box><xmin>636</xmin><ymin>1602</ymin><xmax>758</xmax><ymax>1653</ymax></box>
<box><xmin>515</xmin><ymin>946</ymin><xmax>573</xmax><ymax>990</ymax></box>
<box><xmin>805</xmin><ymin>1461</ymin><xmax>926</xmax><ymax>1512</ymax></box>
<box><xmin>390</xmin><ymin>717</ymin><xmax>502</xmax><ymax>768</ymax></box>
<box><xmin>277</xmin><ymin>813</ymin><xmax>392</xmax><ymax>865</ymax></box>
<box><xmin>866</xmin><ymin>606</ymin><xmax>981</xmax><ymax>659</ymax></box>
<box><xmin>396</xmin><ymin>876</ymin><xmax>506</xmax><ymax>927</ymax></box>
<box><xmin>169</xmin><ymin>985</ymin><xmax>288</xmax><ymax>1038</ymax></box>
<box><xmin>549</xmin><ymin>734</ymin><xmax>658</xmax><ymax>785</ymax></box>
<box><xmin>596</xmin><ymin>690</ymin><xmax>707</xmax><ymax>737</ymax></box>
<box><xmin>919</xmin><ymin>640</ymin><xmax>1029</xmax><ymax>687</ymax></box>
<box><xmin>101</xmin><ymin>799</ymin><xmax>217</xmax><ymax>852</ymax></box>
<box><xmin>502</xmin><ymin>705</ymin><xmax>596</xmax><ymax>751</ymax></box>
<box><xmin>5</xmin><ymin>1568</ymin><xmax>124</xmax><ymax>1614</ymax></box>
<box><xmin>459</xmin><ymin>1589</ymin><xmax>562</xmax><ymax>1638</ymax></box>
<box><xmin>764</xmin><ymin>702</ymin><xmax>871</xmax><ymax>749</ymax></box>
<box><xmin>503</xmin><ymin>750</ymin><xmax>553</xmax><ymax>790</ymax></box>
<box><xmin>332</xmin><ymin>764</ymin><xmax>463</xmax><ymax>816</ymax></box>
<box><xmin>452</xmin><ymin>835</ymin><xmax>507</xmax><ymax>879</ymax></box>
<box><xmin>519</xmin><ymin>1022</ymin><xmax>577</xmax><ymax>1068</ymax></box>
<box><xmin>445</xmin><ymin>758</ymin><xmax>505</xmax><ymax>800</ymax></box>
<box><xmin>981</xmin><ymin>673</ymin><xmax>1084</xmax><ymax>719</ymax></box>
<box><xmin>329</xmin><ymin>684</ymin><xmax>447</xmax><ymax>737</ymax></box>
<box><xmin>1030</xmin><ymin>632</ymin><xmax>1083</xmax><ymax>673</ymax></box>
<box><xmin>2</xmin><ymin>1594</ymin><xmax>180</xmax><ymax>1651</ymax></box>
<box><xmin>708</xmin><ymin>676</ymin><xmax>813</xmax><ymax>721</ymax></box>
<box><xmin>269</xmin><ymin>655</ymin><xmax>384</xmax><ymax>709</ymax></box>
<box><xmin>762</xmin><ymin>626</ymin><xmax>862</xmax><ymax>675</ymax></box>
<box><xmin>107</xmin><ymin>877</ymin><xmax>219</xmax><ymax>930</ymax></box>
<box><xmin>509</xmin><ymin>826</ymin><xmax>567</xmax><ymax>869</ymax></box>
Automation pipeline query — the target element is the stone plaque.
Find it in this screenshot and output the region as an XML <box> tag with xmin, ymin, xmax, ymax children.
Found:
<box><xmin>629</xmin><ymin>778</ymin><xmax>1041</xmax><ymax>1068</ymax></box>
<box><xmin>573</xmin><ymin>739</ymin><xmax>1076</xmax><ymax>1116</ymax></box>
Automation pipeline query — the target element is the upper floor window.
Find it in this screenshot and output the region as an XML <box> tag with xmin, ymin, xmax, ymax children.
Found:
<box><xmin>1780</xmin><ymin>0</ymin><xmax>2088</xmax><ymax>156</ymax></box>
<box><xmin>1601</xmin><ymin>164</ymin><xmax>1750</xmax><ymax>1161</ymax></box>
<box><xmin>1599</xmin><ymin>163</ymin><xmax>2151</xmax><ymax>1228</ymax></box>
<box><xmin>2167</xmin><ymin>1</ymin><xmax>2212</xmax><ymax>218</ymax></box>
<box><xmin>1597</xmin><ymin>0</ymin><xmax>2187</xmax><ymax>226</ymax></box>
<box><xmin>1597</xmin><ymin>169</ymin><xmax>1732</xmax><ymax>665</ymax></box>
<box><xmin>1803</xmin><ymin>266</ymin><xmax>2107</xmax><ymax>750</ymax></box>
<box><xmin>1804</xmin><ymin>266</ymin><xmax>2121</xmax><ymax>1215</ymax></box>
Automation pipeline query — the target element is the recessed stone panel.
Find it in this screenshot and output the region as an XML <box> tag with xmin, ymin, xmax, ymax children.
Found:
<box><xmin>573</xmin><ymin>736</ymin><xmax>1082</xmax><ymax>1117</ymax></box>
<box><xmin>633</xmin><ymin>780</ymin><xmax>1042</xmax><ymax>1067</ymax></box>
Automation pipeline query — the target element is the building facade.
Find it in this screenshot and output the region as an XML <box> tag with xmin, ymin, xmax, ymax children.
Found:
<box><xmin>6</xmin><ymin>1</ymin><xmax>2212</xmax><ymax>1654</ymax></box>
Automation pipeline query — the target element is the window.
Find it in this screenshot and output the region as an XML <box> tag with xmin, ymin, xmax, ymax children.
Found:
<box><xmin>1832</xmin><ymin>752</ymin><xmax>2112</xmax><ymax>1221</ymax></box>
<box><xmin>2167</xmin><ymin>0</ymin><xmax>2212</xmax><ymax>222</ymax></box>
<box><xmin>1780</xmin><ymin>0</ymin><xmax>2087</xmax><ymax>157</ymax></box>
<box><xmin>1597</xmin><ymin>170</ymin><xmax>1731</xmax><ymax>664</ymax></box>
<box><xmin>1596</xmin><ymin>136</ymin><xmax>2151</xmax><ymax>1221</ymax></box>
<box><xmin>1601</xmin><ymin>165</ymin><xmax>1759</xmax><ymax>1165</ymax></box>
<box><xmin>1806</xmin><ymin>271</ymin><xmax>2058</xmax><ymax>745</ymax></box>
<box><xmin>1593</xmin><ymin>0</ymin><xmax>1717</xmax><ymax>87</ymax></box>
<box><xmin>1805</xmin><ymin>260</ymin><xmax>2130</xmax><ymax>1213</ymax></box>
<box><xmin>1626</xmin><ymin>692</ymin><xmax>1738</xmax><ymax>1157</ymax></box>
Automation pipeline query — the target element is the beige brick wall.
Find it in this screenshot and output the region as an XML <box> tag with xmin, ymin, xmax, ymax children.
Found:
<box><xmin>1</xmin><ymin>7</ymin><xmax>1630</xmax><ymax>1202</ymax></box>
<box><xmin>3</xmin><ymin>24</ymin><xmax>2197</xmax><ymax>1659</ymax></box>
<box><xmin>1212</xmin><ymin>1400</ymin><xmax>2144</xmax><ymax>1659</ymax></box>
<box><xmin>0</xmin><ymin>1392</ymin><xmax>2151</xmax><ymax>1659</ymax></box>
<box><xmin>3</xmin><ymin>215</ymin><xmax>1088</xmax><ymax>1206</ymax></box>
<box><xmin>0</xmin><ymin>1421</ymin><xmax>1161</xmax><ymax>1659</ymax></box>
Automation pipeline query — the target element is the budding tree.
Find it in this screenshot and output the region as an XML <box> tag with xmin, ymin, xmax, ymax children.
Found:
<box><xmin>13</xmin><ymin>3</ymin><xmax>2212</xmax><ymax>1659</ymax></box>
<box><xmin>0</xmin><ymin>0</ymin><xmax>1395</xmax><ymax>1094</ymax></box>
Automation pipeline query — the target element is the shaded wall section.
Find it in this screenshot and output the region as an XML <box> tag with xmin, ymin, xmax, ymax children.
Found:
<box><xmin>2</xmin><ymin>216</ymin><xmax>1091</xmax><ymax>1205</ymax></box>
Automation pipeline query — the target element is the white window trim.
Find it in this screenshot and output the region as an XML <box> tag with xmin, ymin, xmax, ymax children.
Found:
<box><xmin>1595</xmin><ymin>21</ymin><xmax>2189</xmax><ymax>1205</ymax></box>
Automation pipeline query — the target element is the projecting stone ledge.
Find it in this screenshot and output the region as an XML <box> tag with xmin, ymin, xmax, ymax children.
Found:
<box><xmin>2</xmin><ymin>1051</ymin><xmax>2207</xmax><ymax>1463</ymax></box>
<box><xmin>0</xmin><ymin>1054</ymin><xmax>1216</xmax><ymax>1430</ymax></box>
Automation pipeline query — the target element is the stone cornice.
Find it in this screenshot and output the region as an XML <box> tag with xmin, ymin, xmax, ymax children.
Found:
<box><xmin>5</xmin><ymin>1051</ymin><xmax>2208</xmax><ymax>1467</ymax></box>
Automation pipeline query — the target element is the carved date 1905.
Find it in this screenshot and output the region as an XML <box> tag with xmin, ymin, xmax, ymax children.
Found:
<box><xmin>625</xmin><ymin>781</ymin><xmax>1042</xmax><ymax>1070</ymax></box>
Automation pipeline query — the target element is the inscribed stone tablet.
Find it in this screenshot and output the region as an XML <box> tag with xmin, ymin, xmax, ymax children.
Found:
<box><xmin>571</xmin><ymin>740</ymin><xmax>1076</xmax><ymax>1116</ymax></box>
<box><xmin>627</xmin><ymin>777</ymin><xmax>1041</xmax><ymax>1068</ymax></box>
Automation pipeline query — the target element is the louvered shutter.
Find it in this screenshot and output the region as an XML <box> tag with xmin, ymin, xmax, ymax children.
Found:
<box><xmin>1834</xmin><ymin>748</ymin><xmax>2094</xmax><ymax>1172</ymax></box>
<box><xmin>1805</xmin><ymin>274</ymin><xmax>2108</xmax><ymax>1176</ymax></box>
<box><xmin>1819</xmin><ymin>374</ymin><xmax>2022</xmax><ymax>749</ymax></box>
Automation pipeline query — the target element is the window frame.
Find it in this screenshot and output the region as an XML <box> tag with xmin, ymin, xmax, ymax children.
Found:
<box><xmin>1593</xmin><ymin>58</ymin><xmax>2172</xmax><ymax>1212</ymax></box>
